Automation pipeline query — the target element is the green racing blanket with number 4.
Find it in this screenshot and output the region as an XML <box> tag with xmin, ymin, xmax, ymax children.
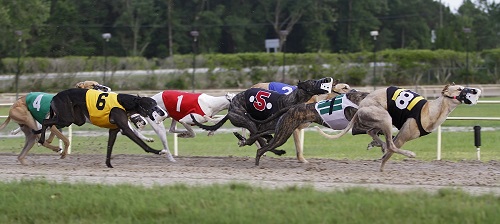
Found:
<box><xmin>25</xmin><ymin>92</ymin><xmax>54</xmax><ymax>124</ymax></box>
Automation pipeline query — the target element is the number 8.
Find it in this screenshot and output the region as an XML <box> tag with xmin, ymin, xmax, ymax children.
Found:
<box><xmin>395</xmin><ymin>91</ymin><xmax>414</xmax><ymax>110</ymax></box>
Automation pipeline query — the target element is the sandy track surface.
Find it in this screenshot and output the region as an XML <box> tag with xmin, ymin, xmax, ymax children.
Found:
<box><xmin>0</xmin><ymin>153</ymin><xmax>499</xmax><ymax>195</ymax></box>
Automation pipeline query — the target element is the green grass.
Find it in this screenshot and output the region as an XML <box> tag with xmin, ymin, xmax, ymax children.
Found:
<box><xmin>0</xmin><ymin>180</ymin><xmax>498</xmax><ymax>224</ymax></box>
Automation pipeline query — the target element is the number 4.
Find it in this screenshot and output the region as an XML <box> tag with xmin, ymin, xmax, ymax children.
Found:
<box><xmin>32</xmin><ymin>94</ymin><xmax>43</xmax><ymax>111</ymax></box>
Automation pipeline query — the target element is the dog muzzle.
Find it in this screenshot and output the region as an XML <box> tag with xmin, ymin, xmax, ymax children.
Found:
<box><xmin>94</xmin><ymin>84</ymin><xmax>111</xmax><ymax>92</ymax></box>
<box><xmin>457</xmin><ymin>88</ymin><xmax>481</xmax><ymax>105</ymax></box>
<box><xmin>147</xmin><ymin>106</ymin><xmax>168</xmax><ymax>124</ymax></box>
<box><xmin>307</xmin><ymin>77</ymin><xmax>333</xmax><ymax>94</ymax></box>
<box><xmin>319</xmin><ymin>77</ymin><xmax>334</xmax><ymax>94</ymax></box>
<box><xmin>130</xmin><ymin>114</ymin><xmax>148</xmax><ymax>130</ymax></box>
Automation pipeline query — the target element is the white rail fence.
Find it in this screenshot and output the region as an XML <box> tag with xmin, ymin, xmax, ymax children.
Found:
<box><xmin>1</xmin><ymin>101</ymin><xmax>499</xmax><ymax>159</ymax></box>
<box><xmin>436</xmin><ymin>100</ymin><xmax>500</xmax><ymax>161</ymax></box>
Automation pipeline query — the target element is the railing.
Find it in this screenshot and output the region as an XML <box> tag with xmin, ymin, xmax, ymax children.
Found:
<box><xmin>436</xmin><ymin>100</ymin><xmax>500</xmax><ymax>161</ymax></box>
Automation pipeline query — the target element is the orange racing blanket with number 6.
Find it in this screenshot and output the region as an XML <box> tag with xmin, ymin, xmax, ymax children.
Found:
<box><xmin>85</xmin><ymin>89</ymin><xmax>125</xmax><ymax>129</ymax></box>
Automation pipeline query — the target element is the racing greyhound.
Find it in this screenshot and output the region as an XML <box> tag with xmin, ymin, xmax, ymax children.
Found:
<box><xmin>37</xmin><ymin>88</ymin><xmax>168</xmax><ymax>168</ymax></box>
<box><xmin>316</xmin><ymin>84</ymin><xmax>481</xmax><ymax>171</ymax></box>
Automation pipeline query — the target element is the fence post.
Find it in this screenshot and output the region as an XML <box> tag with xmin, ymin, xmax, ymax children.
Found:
<box><xmin>436</xmin><ymin>125</ymin><xmax>442</xmax><ymax>160</ymax></box>
<box><xmin>474</xmin><ymin>125</ymin><xmax>481</xmax><ymax>160</ymax></box>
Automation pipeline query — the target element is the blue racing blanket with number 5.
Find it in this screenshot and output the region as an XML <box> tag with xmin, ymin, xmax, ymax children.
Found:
<box><xmin>26</xmin><ymin>92</ymin><xmax>54</xmax><ymax>124</ymax></box>
<box><xmin>85</xmin><ymin>89</ymin><xmax>124</xmax><ymax>128</ymax></box>
<box><xmin>386</xmin><ymin>86</ymin><xmax>430</xmax><ymax>136</ymax></box>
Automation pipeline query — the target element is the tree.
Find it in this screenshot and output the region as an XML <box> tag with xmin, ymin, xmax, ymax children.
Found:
<box><xmin>0</xmin><ymin>0</ymin><xmax>50</xmax><ymax>57</ymax></box>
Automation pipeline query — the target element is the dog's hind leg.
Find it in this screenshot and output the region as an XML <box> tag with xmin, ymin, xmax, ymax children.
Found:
<box><xmin>292</xmin><ymin>128</ymin><xmax>308</xmax><ymax>163</ymax></box>
<box><xmin>18</xmin><ymin>125</ymin><xmax>38</xmax><ymax>165</ymax></box>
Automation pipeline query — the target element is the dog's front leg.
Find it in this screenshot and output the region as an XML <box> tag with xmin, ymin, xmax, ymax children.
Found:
<box><xmin>126</xmin><ymin>121</ymin><xmax>154</xmax><ymax>142</ymax></box>
<box><xmin>110</xmin><ymin>108</ymin><xmax>163</xmax><ymax>166</ymax></box>
<box><xmin>147</xmin><ymin>117</ymin><xmax>176</xmax><ymax>162</ymax></box>
<box><xmin>106</xmin><ymin>128</ymin><xmax>120</xmax><ymax>168</ymax></box>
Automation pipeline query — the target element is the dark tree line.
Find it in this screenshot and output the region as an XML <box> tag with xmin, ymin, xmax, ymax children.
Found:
<box><xmin>1</xmin><ymin>0</ymin><xmax>499</xmax><ymax>59</ymax></box>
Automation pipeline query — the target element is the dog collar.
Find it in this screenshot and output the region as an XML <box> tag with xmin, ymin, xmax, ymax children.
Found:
<box><xmin>445</xmin><ymin>95</ymin><xmax>461</xmax><ymax>102</ymax></box>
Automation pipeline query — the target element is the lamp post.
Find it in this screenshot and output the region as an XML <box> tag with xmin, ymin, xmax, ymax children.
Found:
<box><xmin>280</xmin><ymin>30</ymin><xmax>289</xmax><ymax>83</ymax></box>
<box><xmin>190</xmin><ymin>30</ymin><xmax>199</xmax><ymax>92</ymax></box>
<box><xmin>102</xmin><ymin>33</ymin><xmax>111</xmax><ymax>84</ymax></box>
<box><xmin>370</xmin><ymin>30</ymin><xmax>379</xmax><ymax>90</ymax></box>
<box><xmin>15</xmin><ymin>30</ymin><xmax>23</xmax><ymax>99</ymax></box>
<box><xmin>463</xmin><ymin>28</ymin><xmax>471</xmax><ymax>86</ymax></box>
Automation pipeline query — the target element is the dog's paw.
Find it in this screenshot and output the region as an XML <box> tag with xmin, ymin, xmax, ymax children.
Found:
<box><xmin>178</xmin><ymin>132</ymin><xmax>194</xmax><ymax>138</ymax></box>
<box><xmin>207</xmin><ymin>131</ymin><xmax>215</xmax><ymax>137</ymax></box>
<box><xmin>160</xmin><ymin>150</ymin><xmax>177</xmax><ymax>162</ymax></box>
<box><xmin>272</xmin><ymin>149</ymin><xmax>286</xmax><ymax>156</ymax></box>
<box><xmin>403</xmin><ymin>150</ymin><xmax>416</xmax><ymax>158</ymax></box>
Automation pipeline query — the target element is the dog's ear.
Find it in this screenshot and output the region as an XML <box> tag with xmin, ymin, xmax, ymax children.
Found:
<box><xmin>441</xmin><ymin>84</ymin><xmax>451</xmax><ymax>95</ymax></box>
<box><xmin>74</xmin><ymin>82</ymin><xmax>84</xmax><ymax>88</ymax></box>
<box><xmin>333</xmin><ymin>79</ymin><xmax>340</xmax><ymax>85</ymax></box>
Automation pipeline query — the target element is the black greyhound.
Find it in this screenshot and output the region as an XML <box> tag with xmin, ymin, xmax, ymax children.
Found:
<box><xmin>37</xmin><ymin>88</ymin><xmax>167</xmax><ymax>168</ymax></box>
<box><xmin>191</xmin><ymin>78</ymin><xmax>336</xmax><ymax>157</ymax></box>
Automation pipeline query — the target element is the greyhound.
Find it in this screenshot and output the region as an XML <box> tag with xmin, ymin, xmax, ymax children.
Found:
<box><xmin>0</xmin><ymin>81</ymin><xmax>110</xmax><ymax>165</ymax></box>
<box><xmin>248</xmin><ymin>82</ymin><xmax>352</xmax><ymax>163</ymax></box>
<box><xmin>37</xmin><ymin>88</ymin><xmax>168</xmax><ymax>168</ymax></box>
<box><xmin>241</xmin><ymin>90</ymin><xmax>369</xmax><ymax>165</ymax></box>
<box><xmin>133</xmin><ymin>90</ymin><xmax>235</xmax><ymax>162</ymax></box>
<box><xmin>316</xmin><ymin>84</ymin><xmax>481</xmax><ymax>171</ymax></box>
<box><xmin>191</xmin><ymin>78</ymin><xmax>336</xmax><ymax>156</ymax></box>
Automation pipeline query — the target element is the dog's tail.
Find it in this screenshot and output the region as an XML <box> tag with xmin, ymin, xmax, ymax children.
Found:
<box><xmin>190</xmin><ymin>114</ymin><xmax>228</xmax><ymax>131</ymax></box>
<box><xmin>315</xmin><ymin>113</ymin><xmax>357</xmax><ymax>139</ymax></box>
<box><xmin>0</xmin><ymin>116</ymin><xmax>11</xmax><ymax>131</ymax></box>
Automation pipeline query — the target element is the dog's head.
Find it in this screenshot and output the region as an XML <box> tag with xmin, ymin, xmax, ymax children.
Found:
<box><xmin>135</xmin><ymin>97</ymin><xmax>168</xmax><ymax>124</ymax></box>
<box><xmin>75</xmin><ymin>81</ymin><xmax>111</xmax><ymax>92</ymax></box>
<box><xmin>442</xmin><ymin>83</ymin><xmax>481</xmax><ymax>105</ymax></box>
<box><xmin>333</xmin><ymin>83</ymin><xmax>351</xmax><ymax>94</ymax></box>
<box><xmin>297</xmin><ymin>77</ymin><xmax>337</xmax><ymax>94</ymax></box>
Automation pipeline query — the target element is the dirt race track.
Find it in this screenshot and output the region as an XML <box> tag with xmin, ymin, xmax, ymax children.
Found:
<box><xmin>0</xmin><ymin>153</ymin><xmax>499</xmax><ymax>195</ymax></box>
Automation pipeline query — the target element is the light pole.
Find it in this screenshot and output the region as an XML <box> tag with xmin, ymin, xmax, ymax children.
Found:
<box><xmin>102</xmin><ymin>33</ymin><xmax>111</xmax><ymax>84</ymax></box>
<box><xmin>15</xmin><ymin>30</ymin><xmax>23</xmax><ymax>99</ymax></box>
<box><xmin>370</xmin><ymin>30</ymin><xmax>379</xmax><ymax>90</ymax></box>
<box><xmin>280</xmin><ymin>30</ymin><xmax>289</xmax><ymax>83</ymax></box>
<box><xmin>190</xmin><ymin>30</ymin><xmax>199</xmax><ymax>92</ymax></box>
<box><xmin>463</xmin><ymin>28</ymin><xmax>471</xmax><ymax>86</ymax></box>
